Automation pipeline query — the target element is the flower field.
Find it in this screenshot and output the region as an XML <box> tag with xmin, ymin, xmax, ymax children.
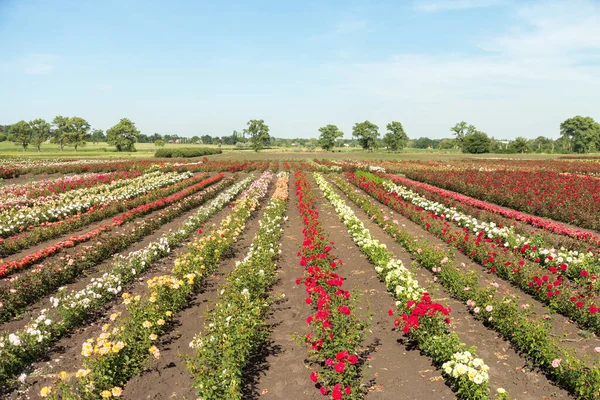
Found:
<box><xmin>4</xmin><ymin>157</ymin><xmax>600</xmax><ymax>399</ymax></box>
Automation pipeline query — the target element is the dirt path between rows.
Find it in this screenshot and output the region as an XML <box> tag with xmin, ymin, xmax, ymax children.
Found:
<box><xmin>0</xmin><ymin>176</ymin><xmax>236</xmax><ymax>333</ymax></box>
<box><xmin>9</xmin><ymin>178</ymin><xmax>252</xmax><ymax>400</ymax></box>
<box><xmin>329</xmin><ymin>175</ymin><xmax>573</xmax><ymax>399</ymax></box>
<box><xmin>255</xmin><ymin>175</ymin><xmax>457</xmax><ymax>400</ymax></box>
<box><xmin>342</xmin><ymin>175</ymin><xmax>600</xmax><ymax>362</ymax></box>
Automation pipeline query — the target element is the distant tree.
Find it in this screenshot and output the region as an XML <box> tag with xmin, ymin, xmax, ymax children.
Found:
<box><xmin>508</xmin><ymin>136</ymin><xmax>530</xmax><ymax>153</ymax></box>
<box><xmin>318</xmin><ymin>124</ymin><xmax>344</xmax><ymax>152</ymax></box>
<box><xmin>66</xmin><ymin>117</ymin><xmax>90</xmax><ymax>151</ymax></box>
<box><xmin>149</xmin><ymin>133</ymin><xmax>162</xmax><ymax>142</ymax></box>
<box><xmin>245</xmin><ymin>119</ymin><xmax>270</xmax><ymax>152</ymax></box>
<box><xmin>352</xmin><ymin>120</ymin><xmax>379</xmax><ymax>151</ymax></box>
<box><xmin>106</xmin><ymin>118</ymin><xmax>141</xmax><ymax>152</ymax></box>
<box><xmin>0</xmin><ymin>133</ymin><xmax>6</xmax><ymax>142</ymax></box>
<box><xmin>91</xmin><ymin>129</ymin><xmax>106</xmax><ymax>144</ymax></box>
<box><xmin>52</xmin><ymin>115</ymin><xmax>71</xmax><ymax>151</ymax></box>
<box><xmin>531</xmin><ymin>136</ymin><xmax>554</xmax><ymax>153</ymax></box>
<box><xmin>438</xmin><ymin>138</ymin><xmax>457</xmax><ymax>150</ymax></box>
<box><xmin>560</xmin><ymin>116</ymin><xmax>600</xmax><ymax>153</ymax></box>
<box><xmin>306</xmin><ymin>138</ymin><xmax>318</xmax><ymax>152</ymax></box>
<box><xmin>9</xmin><ymin>120</ymin><xmax>32</xmax><ymax>151</ymax></box>
<box><xmin>463</xmin><ymin>131</ymin><xmax>491</xmax><ymax>154</ymax></box>
<box><xmin>154</xmin><ymin>139</ymin><xmax>165</xmax><ymax>147</ymax></box>
<box><xmin>450</xmin><ymin>121</ymin><xmax>478</xmax><ymax>150</ymax></box>
<box><xmin>412</xmin><ymin>137</ymin><xmax>437</xmax><ymax>149</ymax></box>
<box><xmin>29</xmin><ymin>118</ymin><xmax>51</xmax><ymax>151</ymax></box>
<box><xmin>200</xmin><ymin>135</ymin><xmax>212</xmax><ymax>144</ymax></box>
<box><xmin>383</xmin><ymin>121</ymin><xmax>408</xmax><ymax>152</ymax></box>
<box><xmin>191</xmin><ymin>135</ymin><xmax>200</xmax><ymax>144</ymax></box>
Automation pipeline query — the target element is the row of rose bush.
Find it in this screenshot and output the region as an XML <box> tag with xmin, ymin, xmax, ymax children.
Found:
<box><xmin>329</xmin><ymin>174</ymin><xmax>600</xmax><ymax>399</ymax></box>
<box><xmin>0</xmin><ymin>172</ymin><xmax>213</xmax><ymax>257</ymax></box>
<box><xmin>378</xmin><ymin>175</ymin><xmax>599</xmax><ymax>289</ymax></box>
<box><xmin>348</xmin><ymin>172</ymin><xmax>600</xmax><ymax>335</ymax></box>
<box><xmin>0</xmin><ymin>170</ymin><xmax>193</xmax><ymax>238</ymax></box>
<box><xmin>294</xmin><ymin>171</ymin><xmax>367</xmax><ymax>400</ymax></box>
<box><xmin>0</xmin><ymin>173</ymin><xmax>222</xmax><ymax>278</ymax></box>
<box><xmin>314</xmin><ymin>173</ymin><xmax>493</xmax><ymax>400</ymax></box>
<box><xmin>0</xmin><ymin>175</ymin><xmax>233</xmax><ymax>323</ymax></box>
<box><xmin>0</xmin><ymin>171</ymin><xmax>142</xmax><ymax>208</ymax></box>
<box><xmin>0</xmin><ymin>176</ymin><xmax>247</xmax><ymax>392</ymax></box>
<box><xmin>187</xmin><ymin>172</ymin><xmax>289</xmax><ymax>399</ymax></box>
<box><xmin>387</xmin><ymin>174</ymin><xmax>600</xmax><ymax>245</ymax></box>
<box><xmin>402</xmin><ymin>168</ymin><xmax>600</xmax><ymax>231</ymax></box>
<box><xmin>40</xmin><ymin>171</ymin><xmax>273</xmax><ymax>399</ymax></box>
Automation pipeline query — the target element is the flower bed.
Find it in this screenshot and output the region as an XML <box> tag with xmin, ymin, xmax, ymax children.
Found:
<box><xmin>330</xmin><ymin>174</ymin><xmax>600</xmax><ymax>399</ymax></box>
<box><xmin>0</xmin><ymin>175</ymin><xmax>234</xmax><ymax>323</ymax></box>
<box><xmin>347</xmin><ymin>172</ymin><xmax>600</xmax><ymax>337</ymax></box>
<box><xmin>187</xmin><ymin>172</ymin><xmax>289</xmax><ymax>399</ymax></box>
<box><xmin>314</xmin><ymin>172</ymin><xmax>492</xmax><ymax>400</ymax></box>
<box><xmin>39</xmin><ymin>172</ymin><xmax>273</xmax><ymax>399</ymax></box>
<box><xmin>294</xmin><ymin>171</ymin><xmax>367</xmax><ymax>399</ymax></box>
<box><xmin>0</xmin><ymin>176</ymin><xmax>248</xmax><ymax>392</ymax></box>
<box><xmin>0</xmin><ymin>173</ymin><xmax>223</xmax><ymax>278</ymax></box>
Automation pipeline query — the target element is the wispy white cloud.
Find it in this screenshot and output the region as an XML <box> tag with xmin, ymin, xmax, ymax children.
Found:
<box><xmin>415</xmin><ymin>0</ymin><xmax>504</xmax><ymax>13</ymax></box>
<box><xmin>334</xmin><ymin>19</ymin><xmax>368</xmax><ymax>35</ymax></box>
<box><xmin>321</xmin><ymin>0</ymin><xmax>600</xmax><ymax>139</ymax></box>
<box><xmin>23</xmin><ymin>54</ymin><xmax>58</xmax><ymax>75</ymax></box>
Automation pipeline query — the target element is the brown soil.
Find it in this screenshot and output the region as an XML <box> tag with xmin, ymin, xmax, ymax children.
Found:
<box><xmin>0</xmin><ymin>174</ymin><xmax>231</xmax><ymax>331</ymax></box>
<box><xmin>255</xmin><ymin>175</ymin><xmax>456</xmax><ymax>400</ymax></box>
<box><xmin>9</xmin><ymin>175</ymin><xmax>273</xmax><ymax>400</ymax></box>
<box><xmin>341</xmin><ymin>176</ymin><xmax>600</xmax><ymax>362</ymax></box>
<box><xmin>329</xmin><ymin>175</ymin><xmax>575</xmax><ymax>399</ymax></box>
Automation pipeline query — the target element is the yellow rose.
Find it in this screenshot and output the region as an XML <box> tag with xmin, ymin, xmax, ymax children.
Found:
<box><xmin>111</xmin><ymin>387</ymin><xmax>123</xmax><ymax>397</ymax></box>
<box><xmin>39</xmin><ymin>386</ymin><xmax>52</xmax><ymax>397</ymax></box>
<box><xmin>142</xmin><ymin>321</ymin><xmax>152</xmax><ymax>328</ymax></box>
<box><xmin>157</xmin><ymin>319</ymin><xmax>165</xmax><ymax>326</ymax></box>
<box><xmin>101</xmin><ymin>390</ymin><xmax>112</xmax><ymax>398</ymax></box>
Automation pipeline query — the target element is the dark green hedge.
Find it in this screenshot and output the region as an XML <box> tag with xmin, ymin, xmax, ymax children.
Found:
<box><xmin>154</xmin><ymin>147</ymin><xmax>222</xmax><ymax>158</ymax></box>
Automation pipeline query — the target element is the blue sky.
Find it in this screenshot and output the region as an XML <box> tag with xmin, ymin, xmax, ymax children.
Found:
<box><xmin>1</xmin><ymin>0</ymin><xmax>599</xmax><ymax>139</ymax></box>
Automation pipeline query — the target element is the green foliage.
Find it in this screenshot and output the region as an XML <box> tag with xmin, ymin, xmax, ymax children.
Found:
<box><xmin>462</xmin><ymin>131</ymin><xmax>491</xmax><ymax>154</ymax></box>
<box><xmin>352</xmin><ymin>120</ymin><xmax>379</xmax><ymax>151</ymax></box>
<box><xmin>67</xmin><ymin>117</ymin><xmax>90</xmax><ymax>151</ymax></box>
<box><xmin>29</xmin><ymin>118</ymin><xmax>51</xmax><ymax>151</ymax></box>
<box><xmin>318</xmin><ymin>124</ymin><xmax>344</xmax><ymax>152</ymax></box>
<box><xmin>154</xmin><ymin>139</ymin><xmax>165</xmax><ymax>148</ymax></box>
<box><xmin>560</xmin><ymin>115</ymin><xmax>600</xmax><ymax>153</ymax></box>
<box><xmin>106</xmin><ymin>118</ymin><xmax>141</xmax><ymax>152</ymax></box>
<box><xmin>507</xmin><ymin>136</ymin><xmax>530</xmax><ymax>153</ymax></box>
<box><xmin>244</xmin><ymin>119</ymin><xmax>270</xmax><ymax>152</ymax></box>
<box><xmin>450</xmin><ymin>121</ymin><xmax>478</xmax><ymax>146</ymax></box>
<box><xmin>154</xmin><ymin>147</ymin><xmax>222</xmax><ymax>158</ymax></box>
<box><xmin>9</xmin><ymin>120</ymin><xmax>31</xmax><ymax>151</ymax></box>
<box><xmin>91</xmin><ymin>128</ymin><xmax>106</xmax><ymax>144</ymax></box>
<box><xmin>51</xmin><ymin>115</ymin><xmax>71</xmax><ymax>151</ymax></box>
<box><xmin>383</xmin><ymin>121</ymin><xmax>408</xmax><ymax>152</ymax></box>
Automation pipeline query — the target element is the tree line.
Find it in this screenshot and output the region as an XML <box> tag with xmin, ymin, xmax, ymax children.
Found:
<box><xmin>2</xmin><ymin>115</ymin><xmax>598</xmax><ymax>154</ymax></box>
<box><xmin>2</xmin><ymin>117</ymin><xmax>142</xmax><ymax>152</ymax></box>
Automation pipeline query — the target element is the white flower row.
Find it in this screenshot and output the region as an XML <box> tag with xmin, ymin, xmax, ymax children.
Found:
<box><xmin>0</xmin><ymin>171</ymin><xmax>192</xmax><ymax>237</ymax></box>
<box><xmin>442</xmin><ymin>351</ymin><xmax>490</xmax><ymax>385</ymax></box>
<box><xmin>381</xmin><ymin>179</ymin><xmax>594</xmax><ymax>276</ymax></box>
<box><xmin>0</xmin><ymin>176</ymin><xmax>252</xmax><ymax>370</ymax></box>
<box><xmin>314</xmin><ymin>172</ymin><xmax>423</xmax><ymax>303</ymax></box>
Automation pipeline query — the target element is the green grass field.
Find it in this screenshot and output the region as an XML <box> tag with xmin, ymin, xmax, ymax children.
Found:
<box><xmin>0</xmin><ymin>140</ymin><xmax>570</xmax><ymax>161</ymax></box>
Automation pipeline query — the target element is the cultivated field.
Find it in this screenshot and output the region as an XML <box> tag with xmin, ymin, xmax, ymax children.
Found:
<box><xmin>2</xmin><ymin>156</ymin><xmax>600</xmax><ymax>400</ymax></box>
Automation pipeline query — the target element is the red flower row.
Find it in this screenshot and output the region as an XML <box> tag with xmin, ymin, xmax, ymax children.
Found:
<box><xmin>387</xmin><ymin>174</ymin><xmax>600</xmax><ymax>244</ymax></box>
<box><xmin>0</xmin><ymin>173</ymin><xmax>223</xmax><ymax>278</ymax></box>
<box><xmin>294</xmin><ymin>171</ymin><xmax>360</xmax><ymax>400</ymax></box>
